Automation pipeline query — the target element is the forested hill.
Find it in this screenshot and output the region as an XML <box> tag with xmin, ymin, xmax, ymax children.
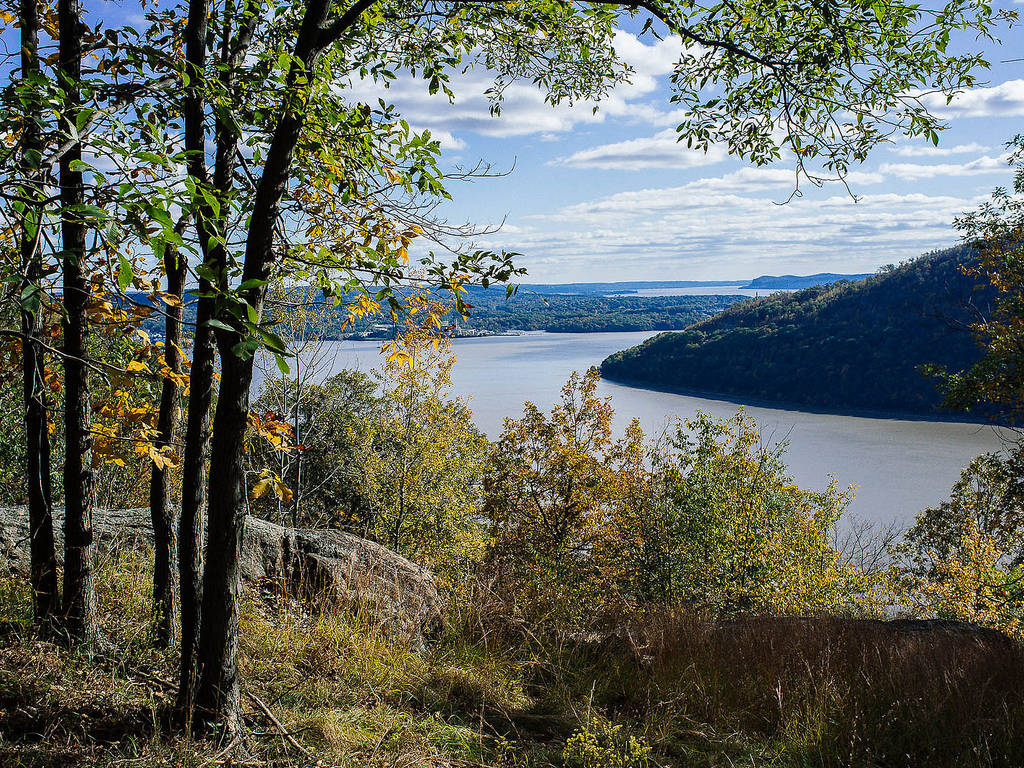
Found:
<box><xmin>601</xmin><ymin>246</ymin><xmax>991</xmax><ymax>417</ymax></box>
<box><xmin>744</xmin><ymin>272</ymin><xmax>872</xmax><ymax>289</ymax></box>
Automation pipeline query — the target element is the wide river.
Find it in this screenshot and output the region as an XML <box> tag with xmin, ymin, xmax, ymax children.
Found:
<box><xmin>256</xmin><ymin>331</ymin><xmax>1013</xmax><ymax>530</ymax></box>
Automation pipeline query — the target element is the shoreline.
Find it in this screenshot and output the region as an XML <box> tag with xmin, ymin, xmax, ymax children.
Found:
<box><xmin>600</xmin><ymin>372</ymin><xmax>1013</xmax><ymax>428</ymax></box>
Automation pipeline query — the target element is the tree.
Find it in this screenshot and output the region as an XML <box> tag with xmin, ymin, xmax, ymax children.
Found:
<box><xmin>895</xmin><ymin>449</ymin><xmax>1024</xmax><ymax>636</ymax></box>
<box><xmin>484</xmin><ymin>374</ymin><xmax>868</xmax><ymax>625</ymax></box>
<box><xmin>248</xmin><ymin>283</ymin><xmax>380</xmax><ymax>528</ymax></box>
<box><xmin>630</xmin><ymin>412</ymin><xmax>863</xmax><ymax>617</ymax></box>
<box><xmin>661</xmin><ymin>0</ymin><xmax>1002</xmax><ymax>189</ymax></box>
<box><xmin>249</xmin><ymin>368</ymin><xmax>378</xmax><ymax>528</ymax></box>
<box><xmin>946</xmin><ymin>138</ymin><xmax>1024</xmax><ymax>421</ymax></box>
<box><xmin>2</xmin><ymin>0</ymin><xmax>180</xmax><ymax>647</ymax></box>
<box><xmin>185</xmin><ymin>0</ymin><xmax>630</xmax><ymax>732</ymax></box>
<box><xmin>249</xmin><ymin>284</ymin><xmax>347</xmax><ymax>526</ymax></box>
<box><xmin>484</xmin><ymin>370</ymin><xmax>618</xmax><ymax>625</ymax></box>
<box><xmin>57</xmin><ymin>0</ymin><xmax>99</xmax><ymax>649</ymax></box>
<box><xmin>149</xmin><ymin>236</ymin><xmax>188</xmax><ymax>649</ymax></box>
<box><xmin>363</xmin><ymin>299</ymin><xmax>488</xmax><ymax>574</ymax></box>
<box><xmin>15</xmin><ymin>0</ymin><xmax>59</xmax><ymax>631</ymax></box>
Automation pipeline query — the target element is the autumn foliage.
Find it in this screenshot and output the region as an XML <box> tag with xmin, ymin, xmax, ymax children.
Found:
<box><xmin>482</xmin><ymin>369</ymin><xmax>876</xmax><ymax>628</ymax></box>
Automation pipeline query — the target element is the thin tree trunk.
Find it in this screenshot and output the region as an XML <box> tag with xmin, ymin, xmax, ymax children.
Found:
<box><xmin>178</xmin><ymin>295</ymin><xmax>214</xmax><ymax>708</ymax></box>
<box><xmin>58</xmin><ymin>0</ymin><xmax>97</xmax><ymax>649</ymax></box>
<box><xmin>178</xmin><ymin>0</ymin><xmax>256</xmax><ymax>716</ymax></box>
<box><xmin>19</xmin><ymin>0</ymin><xmax>59</xmax><ymax>630</ymax></box>
<box><xmin>194</xmin><ymin>348</ymin><xmax>253</xmax><ymax>735</ymax></box>
<box><xmin>177</xmin><ymin>0</ymin><xmax>212</xmax><ymax>713</ymax></box>
<box><xmin>194</xmin><ymin>0</ymin><xmax>328</xmax><ymax>732</ymax></box>
<box><xmin>191</xmin><ymin>0</ymin><xmax>375</xmax><ymax>731</ymax></box>
<box><xmin>149</xmin><ymin>243</ymin><xmax>185</xmax><ymax>648</ymax></box>
<box><xmin>178</xmin><ymin>0</ymin><xmax>264</xmax><ymax>726</ymax></box>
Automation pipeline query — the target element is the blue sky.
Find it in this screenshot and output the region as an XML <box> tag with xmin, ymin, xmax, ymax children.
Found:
<box><xmin>345</xmin><ymin>10</ymin><xmax>1024</xmax><ymax>282</ymax></box>
<box><xmin>9</xmin><ymin>2</ymin><xmax>1024</xmax><ymax>284</ymax></box>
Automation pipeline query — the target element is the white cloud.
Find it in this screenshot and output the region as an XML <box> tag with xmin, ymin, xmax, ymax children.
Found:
<box><xmin>473</xmin><ymin>171</ymin><xmax>980</xmax><ymax>280</ymax></box>
<box><xmin>889</xmin><ymin>142</ymin><xmax>991</xmax><ymax>157</ymax></box>
<box><xmin>879</xmin><ymin>155</ymin><xmax>1007</xmax><ymax>180</ymax></box>
<box><xmin>552</xmin><ymin>129</ymin><xmax>729</xmax><ymax>170</ymax></box>
<box><xmin>344</xmin><ymin>32</ymin><xmax>686</xmax><ymax>143</ymax></box>
<box><xmin>430</xmin><ymin>130</ymin><xmax>467</xmax><ymax>151</ymax></box>
<box><xmin>923</xmin><ymin>79</ymin><xmax>1024</xmax><ymax>118</ymax></box>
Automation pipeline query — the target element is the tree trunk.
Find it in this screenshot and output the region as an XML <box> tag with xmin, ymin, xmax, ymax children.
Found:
<box><xmin>177</xmin><ymin>0</ymin><xmax>258</xmax><ymax>714</ymax></box>
<box><xmin>19</xmin><ymin>0</ymin><xmax>59</xmax><ymax>630</ymax></box>
<box><xmin>149</xmin><ymin>244</ymin><xmax>185</xmax><ymax>648</ymax></box>
<box><xmin>193</xmin><ymin>347</ymin><xmax>254</xmax><ymax>735</ymax></box>
<box><xmin>178</xmin><ymin>306</ymin><xmax>213</xmax><ymax>703</ymax></box>
<box><xmin>177</xmin><ymin>0</ymin><xmax>214</xmax><ymax>714</ymax></box>
<box><xmin>58</xmin><ymin>0</ymin><xmax>97</xmax><ymax>649</ymax></box>
<box><xmin>189</xmin><ymin>0</ymin><xmax>373</xmax><ymax>731</ymax></box>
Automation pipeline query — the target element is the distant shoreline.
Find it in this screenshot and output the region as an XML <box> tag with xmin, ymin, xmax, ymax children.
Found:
<box><xmin>600</xmin><ymin>371</ymin><xmax>1013</xmax><ymax>428</ymax></box>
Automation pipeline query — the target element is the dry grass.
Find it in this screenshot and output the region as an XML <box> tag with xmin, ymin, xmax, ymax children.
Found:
<box><xmin>2</xmin><ymin>556</ymin><xmax>1024</xmax><ymax>767</ymax></box>
<box><xmin>560</xmin><ymin>613</ymin><xmax>1024</xmax><ymax>767</ymax></box>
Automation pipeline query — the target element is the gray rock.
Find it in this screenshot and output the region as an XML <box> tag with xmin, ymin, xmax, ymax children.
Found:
<box><xmin>0</xmin><ymin>505</ymin><xmax>442</xmax><ymax>641</ymax></box>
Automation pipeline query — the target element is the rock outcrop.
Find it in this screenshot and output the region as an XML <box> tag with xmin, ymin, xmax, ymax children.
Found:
<box><xmin>0</xmin><ymin>506</ymin><xmax>441</xmax><ymax>640</ymax></box>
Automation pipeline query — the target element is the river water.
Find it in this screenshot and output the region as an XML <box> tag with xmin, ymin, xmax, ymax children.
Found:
<box><xmin>255</xmin><ymin>330</ymin><xmax>1013</xmax><ymax>529</ymax></box>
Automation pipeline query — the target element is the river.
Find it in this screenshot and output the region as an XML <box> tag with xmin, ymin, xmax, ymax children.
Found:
<box><xmin>254</xmin><ymin>330</ymin><xmax>1013</xmax><ymax>529</ymax></box>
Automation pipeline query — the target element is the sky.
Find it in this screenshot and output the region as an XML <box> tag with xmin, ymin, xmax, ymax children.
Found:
<box><xmin>7</xmin><ymin>1</ymin><xmax>1024</xmax><ymax>284</ymax></box>
<box><xmin>344</xmin><ymin>11</ymin><xmax>1024</xmax><ymax>283</ymax></box>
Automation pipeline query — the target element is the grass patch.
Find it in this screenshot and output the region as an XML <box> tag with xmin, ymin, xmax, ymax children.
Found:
<box><xmin>2</xmin><ymin>556</ymin><xmax>1024</xmax><ymax>766</ymax></box>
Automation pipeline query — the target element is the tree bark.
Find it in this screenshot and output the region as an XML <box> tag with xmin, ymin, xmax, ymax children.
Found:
<box><xmin>149</xmin><ymin>243</ymin><xmax>185</xmax><ymax>649</ymax></box>
<box><xmin>19</xmin><ymin>0</ymin><xmax>59</xmax><ymax>630</ymax></box>
<box><xmin>194</xmin><ymin>349</ymin><xmax>253</xmax><ymax>735</ymax></box>
<box><xmin>177</xmin><ymin>0</ymin><xmax>260</xmax><ymax>721</ymax></box>
<box><xmin>177</xmin><ymin>0</ymin><xmax>212</xmax><ymax>714</ymax></box>
<box><xmin>58</xmin><ymin>0</ymin><xmax>98</xmax><ymax>649</ymax></box>
<box><xmin>192</xmin><ymin>0</ymin><xmax>342</xmax><ymax>732</ymax></box>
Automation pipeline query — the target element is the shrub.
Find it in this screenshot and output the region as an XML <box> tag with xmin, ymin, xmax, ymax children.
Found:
<box><xmin>483</xmin><ymin>371</ymin><xmax>873</xmax><ymax>628</ymax></box>
<box><xmin>895</xmin><ymin>446</ymin><xmax>1024</xmax><ymax>636</ymax></box>
<box><xmin>564</xmin><ymin>718</ymin><xmax>652</xmax><ymax>768</ymax></box>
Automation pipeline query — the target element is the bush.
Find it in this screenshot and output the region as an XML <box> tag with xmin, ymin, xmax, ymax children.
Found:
<box><xmin>895</xmin><ymin>445</ymin><xmax>1024</xmax><ymax>636</ymax></box>
<box><xmin>483</xmin><ymin>371</ymin><xmax>873</xmax><ymax>628</ymax></box>
<box><xmin>564</xmin><ymin>718</ymin><xmax>652</xmax><ymax>768</ymax></box>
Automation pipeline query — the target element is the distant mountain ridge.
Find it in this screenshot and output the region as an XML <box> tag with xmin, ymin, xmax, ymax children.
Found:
<box><xmin>521</xmin><ymin>275</ymin><xmax>869</xmax><ymax>295</ymax></box>
<box><xmin>513</xmin><ymin>280</ymin><xmax>747</xmax><ymax>296</ymax></box>
<box><xmin>601</xmin><ymin>247</ymin><xmax>992</xmax><ymax>417</ymax></box>
<box><xmin>134</xmin><ymin>273</ymin><xmax>885</xmax><ymax>339</ymax></box>
<box><xmin>743</xmin><ymin>273</ymin><xmax>872</xmax><ymax>290</ymax></box>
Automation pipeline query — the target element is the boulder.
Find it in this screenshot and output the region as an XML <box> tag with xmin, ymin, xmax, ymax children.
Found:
<box><xmin>0</xmin><ymin>506</ymin><xmax>441</xmax><ymax>641</ymax></box>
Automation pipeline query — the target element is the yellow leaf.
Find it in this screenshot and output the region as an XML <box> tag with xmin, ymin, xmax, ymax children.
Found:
<box><xmin>252</xmin><ymin>478</ymin><xmax>272</xmax><ymax>499</ymax></box>
<box><xmin>274</xmin><ymin>479</ymin><xmax>294</xmax><ymax>504</ymax></box>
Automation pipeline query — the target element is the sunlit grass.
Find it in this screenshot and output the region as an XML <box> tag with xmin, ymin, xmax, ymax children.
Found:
<box><xmin>2</xmin><ymin>558</ymin><xmax>1024</xmax><ymax>767</ymax></box>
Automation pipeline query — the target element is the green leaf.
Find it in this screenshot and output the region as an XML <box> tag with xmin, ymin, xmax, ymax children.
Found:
<box><xmin>275</xmin><ymin>353</ymin><xmax>291</xmax><ymax>376</ymax></box>
<box><xmin>206</xmin><ymin>318</ymin><xmax>234</xmax><ymax>332</ymax></box>
<box><xmin>21</xmin><ymin>284</ymin><xmax>41</xmax><ymax>315</ymax></box>
<box><xmin>117</xmin><ymin>254</ymin><xmax>133</xmax><ymax>291</ymax></box>
<box><xmin>77</xmin><ymin>204</ymin><xmax>109</xmax><ymax>222</ymax></box>
<box><xmin>75</xmin><ymin>108</ymin><xmax>95</xmax><ymax>131</ymax></box>
<box><xmin>258</xmin><ymin>327</ymin><xmax>288</xmax><ymax>355</ymax></box>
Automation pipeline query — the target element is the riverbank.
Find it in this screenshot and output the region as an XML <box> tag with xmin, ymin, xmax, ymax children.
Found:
<box><xmin>600</xmin><ymin>370</ymin><xmax>1009</xmax><ymax>426</ymax></box>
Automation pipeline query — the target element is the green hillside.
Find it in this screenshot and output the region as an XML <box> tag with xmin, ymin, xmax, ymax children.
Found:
<box><xmin>601</xmin><ymin>246</ymin><xmax>990</xmax><ymax>416</ymax></box>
